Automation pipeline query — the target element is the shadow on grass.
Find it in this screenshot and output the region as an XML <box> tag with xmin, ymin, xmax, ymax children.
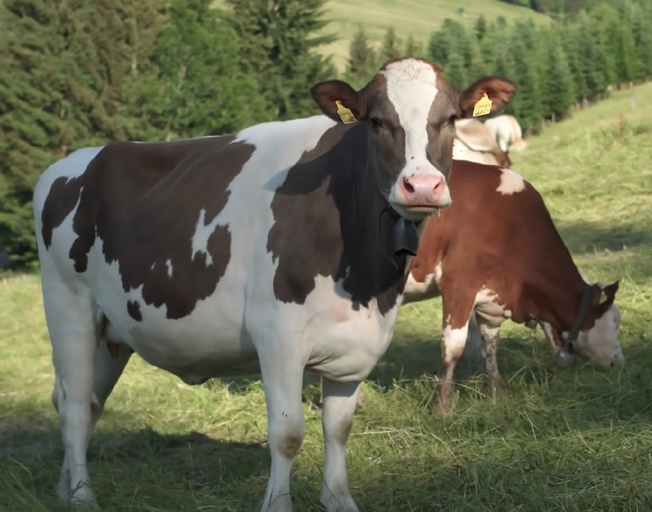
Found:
<box><xmin>557</xmin><ymin>218</ymin><xmax>652</xmax><ymax>260</ymax></box>
<box><xmin>0</xmin><ymin>413</ymin><xmax>270</xmax><ymax>512</ymax></box>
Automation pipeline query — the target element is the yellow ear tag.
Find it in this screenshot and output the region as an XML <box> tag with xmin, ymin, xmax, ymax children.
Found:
<box><xmin>472</xmin><ymin>93</ymin><xmax>493</xmax><ymax>117</ymax></box>
<box><xmin>335</xmin><ymin>100</ymin><xmax>357</xmax><ymax>124</ymax></box>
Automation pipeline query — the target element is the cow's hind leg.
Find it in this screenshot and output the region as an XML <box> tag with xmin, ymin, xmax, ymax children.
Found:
<box><xmin>320</xmin><ymin>378</ymin><xmax>361</xmax><ymax>512</ymax></box>
<box><xmin>475</xmin><ymin>316</ymin><xmax>504</xmax><ymax>392</ymax></box>
<box><xmin>258</xmin><ymin>347</ymin><xmax>306</xmax><ymax>512</ymax></box>
<box><xmin>92</xmin><ymin>318</ymin><xmax>132</xmax><ymax>422</ymax></box>
<box><xmin>45</xmin><ymin>283</ymin><xmax>131</xmax><ymax>508</ymax></box>
<box><xmin>43</xmin><ymin>277</ymin><xmax>100</xmax><ymax>507</ymax></box>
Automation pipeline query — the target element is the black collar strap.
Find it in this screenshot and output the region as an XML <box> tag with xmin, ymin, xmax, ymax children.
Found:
<box><xmin>562</xmin><ymin>283</ymin><xmax>594</xmax><ymax>353</ymax></box>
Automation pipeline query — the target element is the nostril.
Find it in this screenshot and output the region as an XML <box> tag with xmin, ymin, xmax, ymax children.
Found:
<box><xmin>610</xmin><ymin>362</ymin><xmax>615</xmax><ymax>368</ymax></box>
<box><xmin>433</xmin><ymin>178</ymin><xmax>444</xmax><ymax>191</ymax></box>
<box><xmin>402</xmin><ymin>177</ymin><xmax>415</xmax><ymax>194</ymax></box>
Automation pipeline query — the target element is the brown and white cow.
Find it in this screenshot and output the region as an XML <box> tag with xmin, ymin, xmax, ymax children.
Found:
<box><xmin>399</xmin><ymin>160</ymin><xmax>624</xmax><ymax>412</ymax></box>
<box><xmin>32</xmin><ymin>58</ymin><xmax>515</xmax><ymax>512</ymax></box>
<box><xmin>484</xmin><ymin>114</ymin><xmax>527</xmax><ymax>153</ymax></box>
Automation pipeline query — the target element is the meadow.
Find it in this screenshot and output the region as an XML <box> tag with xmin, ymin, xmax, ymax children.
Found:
<box><xmin>1</xmin><ymin>84</ymin><xmax>652</xmax><ymax>511</ymax></box>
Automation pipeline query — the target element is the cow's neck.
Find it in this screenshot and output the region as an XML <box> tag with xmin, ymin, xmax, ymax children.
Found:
<box><xmin>523</xmin><ymin>261</ymin><xmax>599</xmax><ymax>348</ymax></box>
<box><xmin>330</xmin><ymin>124</ymin><xmax>425</xmax><ymax>315</ymax></box>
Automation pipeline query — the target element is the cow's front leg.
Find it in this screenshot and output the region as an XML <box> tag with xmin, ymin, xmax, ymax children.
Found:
<box><xmin>259</xmin><ymin>350</ymin><xmax>305</xmax><ymax>512</ymax></box>
<box><xmin>320</xmin><ymin>377</ymin><xmax>361</xmax><ymax>512</ymax></box>
<box><xmin>435</xmin><ymin>297</ymin><xmax>474</xmax><ymax>413</ymax></box>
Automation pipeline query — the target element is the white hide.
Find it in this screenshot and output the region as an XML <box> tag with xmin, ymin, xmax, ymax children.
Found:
<box><xmin>496</xmin><ymin>168</ymin><xmax>526</xmax><ymax>195</ymax></box>
<box><xmin>573</xmin><ymin>304</ymin><xmax>625</xmax><ymax>368</ymax></box>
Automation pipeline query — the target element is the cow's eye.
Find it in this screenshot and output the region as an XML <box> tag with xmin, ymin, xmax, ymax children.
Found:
<box><xmin>447</xmin><ymin>114</ymin><xmax>458</xmax><ymax>126</ymax></box>
<box><xmin>369</xmin><ymin>117</ymin><xmax>383</xmax><ymax>130</ymax></box>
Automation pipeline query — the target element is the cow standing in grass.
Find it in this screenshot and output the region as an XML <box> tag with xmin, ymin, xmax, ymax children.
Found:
<box><xmin>33</xmin><ymin>58</ymin><xmax>515</xmax><ymax>511</ymax></box>
<box><xmin>399</xmin><ymin>160</ymin><xmax>624</xmax><ymax>412</ymax></box>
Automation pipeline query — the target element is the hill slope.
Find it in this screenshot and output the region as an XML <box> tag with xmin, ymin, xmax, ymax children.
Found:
<box><xmin>212</xmin><ymin>0</ymin><xmax>550</xmax><ymax>71</ymax></box>
<box><xmin>320</xmin><ymin>0</ymin><xmax>550</xmax><ymax>69</ymax></box>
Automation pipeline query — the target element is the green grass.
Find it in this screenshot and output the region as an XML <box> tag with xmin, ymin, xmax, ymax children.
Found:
<box><xmin>213</xmin><ymin>0</ymin><xmax>550</xmax><ymax>71</ymax></box>
<box><xmin>1</xmin><ymin>84</ymin><xmax>652</xmax><ymax>511</ymax></box>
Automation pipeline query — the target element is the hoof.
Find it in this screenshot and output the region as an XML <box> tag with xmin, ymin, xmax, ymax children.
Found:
<box><xmin>356</xmin><ymin>388</ymin><xmax>367</xmax><ymax>408</ymax></box>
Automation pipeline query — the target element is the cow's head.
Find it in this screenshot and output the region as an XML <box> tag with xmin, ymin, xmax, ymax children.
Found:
<box><xmin>538</xmin><ymin>281</ymin><xmax>625</xmax><ymax>369</ymax></box>
<box><xmin>310</xmin><ymin>58</ymin><xmax>516</xmax><ymax>222</ymax></box>
<box><xmin>453</xmin><ymin>118</ymin><xmax>512</xmax><ymax>168</ymax></box>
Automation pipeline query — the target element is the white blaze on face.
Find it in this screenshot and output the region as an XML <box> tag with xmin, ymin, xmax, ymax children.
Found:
<box><xmin>496</xmin><ymin>168</ymin><xmax>526</xmax><ymax>195</ymax></box>
<box><xmin>382</xmin><ymin>59</ymin><xmax>452</xmax><ymax>209</ymax></box>
<box><xmin>575</xmin><ymin>305</ymin><xmax>624</xmax><ymax>368</ymax></box>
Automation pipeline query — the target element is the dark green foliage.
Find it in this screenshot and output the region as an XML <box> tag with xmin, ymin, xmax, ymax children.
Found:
<box><xmin>345</xmin><ymin>28</ymin><xmax>377</xmax><ymax>88</ymax></box>
<box><xmin>442</xmin><ymin>49</ymin><xmax>468</xmax><ymax>90</ymax></box>
<box><xmin>148</xmin><ymin>0</ymin><xmax>267</xmax><ymax>139</ymax></box>
<box><xmin>380</xmin><ymin>27</ymin><xmax>401</xmax><ymax>62</ymax></box>
<box><xmin>0</xmin><ymin>0</ymin><xmax>167</xmax><ymax>268</ymax></box>
<box><xmin>541</xmin><ymin>28</ymin><xmax>575</xmax><ymax>119</ymax></box>
<box><xmin>224</xmin><ymin>0</ymin><xmax>337</xmax><ymax>120</ymax></box>
<box><xmin>0</xmin><ymin>0</ymin><xmax>336</xmax><ymax>269</ymax></box>
<box><xmin>474</xmin><ymin>16</ymin><xmax>487</xmax><ymax>40</ymax></box>
<box><xmin>404</xmin><ymin>35</ymin><xmax>424</xmax><ymax>57</ymax></box>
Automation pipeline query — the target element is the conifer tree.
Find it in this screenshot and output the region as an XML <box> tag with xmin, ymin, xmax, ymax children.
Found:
<box><xmin>404</xmin><ymin>35</ymin><xmax>423</xmax><ymax>57</ymax></box>
<box><xmin>541</xmin><ymin>28</ymin><xmax>575</xmax><ymax>120</ymax></box>
<box><xmin>346</xmin><ymin>28</ymin><xmax>377</xmax><ymax>88</ymax></box>
<box><xmin>149</xmin><ymin>0</ymin><xmax>267</xmax><ymax>139</ymax></box>
<box><xmin>0</xmin><ymin>0</ymin><xmax>166</xmax><ymax>267</ymax></box>
<box><xmin>508</xmin><ymin>35</ymin><xmax>542</xmax><ymax>133</ymax></box>
<box><xmin>380</xmin><ymin>27</ymin><xmax>401</xmax><ymax>62</ymax></box>
<box><xmin>443</xmin><ymin>49</ymin><xmax>468</xmax><ymax>90</ymax></box>
<box><xmin>474</xmin><ymin>15</ymin><xmax>487</xmax><ymax>41</ymax></box>
<box><xmin>225</xmin><ymin>0</ymin><xmax>337</xmax><ymax>120</ymax></box>
<box><xmin>576</xmin><ymin>11</ymin><xmax>611</xmax><ymax>100</ymax></box>
<box><xmin>560</xmin><ymin>22</ymin><xmax>587</xmax><ymax>103</ymax></box>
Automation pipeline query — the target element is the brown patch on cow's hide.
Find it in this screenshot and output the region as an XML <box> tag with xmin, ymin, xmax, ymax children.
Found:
<box><xmin>43</xmin><ymin>136</ymin><xmax>254</xmax><ymax>319</ymax></box>
<box><xmin>41</xmin><ymin>176</ymin><xmax>84</xmax><ymax>249</ymax></box>
<box><xmin>127</xmin><ymin>300</ymin><xmax>142</xmax><ymax>321</ymax></box>
<box><xmin>267</xmin><ymin>123</ymin><xmax>410</xmax><ymax>316</ymax></box>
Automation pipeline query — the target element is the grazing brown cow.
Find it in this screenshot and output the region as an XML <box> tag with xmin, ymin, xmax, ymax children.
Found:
<box><xmin>401</xmin><ymin>160</ymin><xmax>624</xmax><ymax>412</ymax></box>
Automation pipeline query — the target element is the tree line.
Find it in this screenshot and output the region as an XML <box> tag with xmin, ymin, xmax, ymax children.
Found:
<box><xmin>347</xmin><ymin>0</ymin><xmax>652</xmax><ymax>134</ymax></box>
<box><xmin>1</xmin><ymin>0</ymin><xmax>650</xmax><ymax>269</ymax></box>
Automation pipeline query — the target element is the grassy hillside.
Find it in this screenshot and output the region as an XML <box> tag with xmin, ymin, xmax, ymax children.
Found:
<box><xmin>213</xmin><ymin>0</ymin><xmax>550</xmax><ymax>71</ymax></box>
<box><xmin>1</xmin><ymin>84</ymin><xmax>651</xmax><ymax>511</ymax></box>
<box><xmin>319</xmin><ymin>0</ymin><xmax>550</xmax><ymax>69</ymax></box>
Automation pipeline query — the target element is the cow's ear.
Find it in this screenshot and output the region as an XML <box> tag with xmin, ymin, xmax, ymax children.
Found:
<box><xmin>596</xmin><ymin>280</ymin><xmax>619</xmax><ymax>306</ymax></box>
<box><xmin>458</xmin><ymin>77</ymin><xmax>517</xmax><ymax>119</ymax></box>
<box><xmin>310</xmin><ymin>80</ymin><xmax>367</xmax><ymax>124</ymax></box>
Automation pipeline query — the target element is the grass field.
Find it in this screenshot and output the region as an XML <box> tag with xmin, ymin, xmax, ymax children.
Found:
<box><xmin>212</xmin><ymin>0</ymin><xmax>549</xmax><ymax>70</ymax></box>
<box><xmin>1</xmin><ymin>84</ymin><xmax>652</xmax><ymax>511</ymax></box>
